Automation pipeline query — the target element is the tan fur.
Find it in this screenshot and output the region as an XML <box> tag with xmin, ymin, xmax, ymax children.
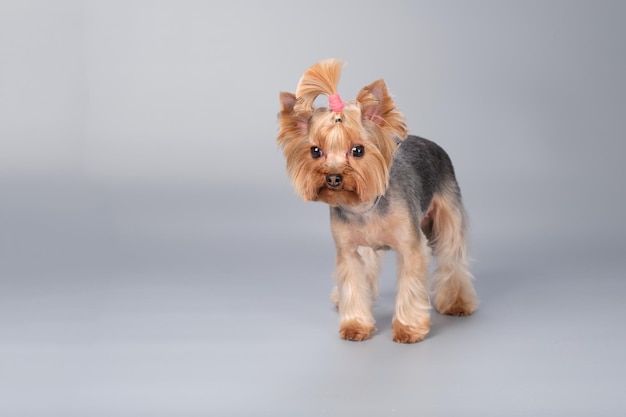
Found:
<box><xmin>277</xmin><ymin>59</ymin><xmax>406</xmax><ymax>206</ymax></box>
<box><xmin>331</xmin><ymin>200</ymin><xmax>432</xmax><ymax>342</ymax></box>
<box><xmin>428</xmin><ymin>189</ymin><xmax>479</xmax><ymax>316</ymax></box>
<box><xmin>331</xmin><ymin>247</ymin><xmax>382</xmax><ymax>309</ymax></box>
<box><xmin>356</xmin><ymin>79</ymin><xmax>408</xmax><ymax>142</ymax></box>
<box><xmin>295</xmin><ymin>59</ymin><xmax>344</xmax><ymax>111</ymax></box>
<box><xmin>339</xmin><ymin>319</ymin><xmax>376</xmax><ymax>342</ymax></box>
<box><xmin>277</xmin><ymin>59</ymin><xmax>476</xmax><ymax>343</ymax></box>
<box><xmin>391</xmin><ymin>317</ymin><xmax>431</xmax><ymax>344</ymax></box>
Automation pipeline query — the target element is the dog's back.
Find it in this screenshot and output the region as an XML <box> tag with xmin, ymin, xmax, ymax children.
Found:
<box><xmin>389</xmin><ymin>135</ymin><xmax>460</xmax><ymax>215</ymax></box>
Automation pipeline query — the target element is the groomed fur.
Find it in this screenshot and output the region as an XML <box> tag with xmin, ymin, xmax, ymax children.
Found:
<box><xmin>277</xmin><ymin>59</ymin><xmax>407</xmax><ymax>207</ymax></box>
<box><xmin>277</xmin><ymin>59</ymin><xmax>477</xmax><ymax>343</ymax></box>
<box><xmin>295</xmin><ymin>59</ymin><xmax>344</xmax><ymax>112</ymax></box>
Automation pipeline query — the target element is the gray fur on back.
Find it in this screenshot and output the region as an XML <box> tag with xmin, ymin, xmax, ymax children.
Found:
<box><xmin>332</xmin><ymin>135</ymin><xmax>460</xmax><ymax>227</ymax></box>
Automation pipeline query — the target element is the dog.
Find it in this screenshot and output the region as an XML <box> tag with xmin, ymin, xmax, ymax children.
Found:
<box><xmin>277</xmin><ymin>59</ymin><xmax>478</xmax><ymax>343</ymax></box>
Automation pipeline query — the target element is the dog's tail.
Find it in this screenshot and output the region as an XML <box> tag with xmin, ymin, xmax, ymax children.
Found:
<box><xmin>295</xmin><ymin>59</ymin><xmax>344</xmax><ymax>112</ymax></box>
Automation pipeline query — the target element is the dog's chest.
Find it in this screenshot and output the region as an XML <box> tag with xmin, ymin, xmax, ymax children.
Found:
<box><xmin>331</xmin><ymin>202</ymin><xmax>416</xmax><ymax>251</ymax></box>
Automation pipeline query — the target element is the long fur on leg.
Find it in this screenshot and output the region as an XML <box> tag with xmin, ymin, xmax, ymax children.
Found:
<box><xmin>429</xmin><ymin>188</ymin><xmax>478</xmax><ymax>316</ymax></box>
<box><xmin>392</xmin><ymin>231</ymin><xmax>432</xmax><ymax>343</ymax></box>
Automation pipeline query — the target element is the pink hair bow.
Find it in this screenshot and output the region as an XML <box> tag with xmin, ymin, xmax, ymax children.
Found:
<box><xmin>328</xmin><ymin>93</ymin><xmax>344</xmax><ymax>112</ymax></box>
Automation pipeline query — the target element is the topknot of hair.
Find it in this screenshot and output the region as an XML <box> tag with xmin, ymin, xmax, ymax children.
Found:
<box><xmin>295</xmin><ymin>59</ymin><xmax>344</xmax><ymax>112</ymax></box>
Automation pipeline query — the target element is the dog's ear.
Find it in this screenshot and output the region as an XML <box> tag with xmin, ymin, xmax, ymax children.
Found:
<box><xmin>279</xmin><ymin>91</ymin><xmax>309</xmax><ymax>134</ymax></box>
<box><xmin>357</xmin><ymin>79</ymin><xmax>390</xmax><ymax>121</ymax></box>
<box><xmin>357</xmin><ymin>79</ymin><xmax>408</xmax><ymax>140</ymax></box>
<box><xmin>279</xmin><ymin>91</ymin><xmax>297</xmax><ymax>113</ymax></box>
<box><xmin>278</xmin><ymin>92</ymin><xmax>310</xmax><ymax>150</ymax></box>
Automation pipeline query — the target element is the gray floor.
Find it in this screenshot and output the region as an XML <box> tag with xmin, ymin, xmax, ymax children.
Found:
<box><xmin>2</xmin><ymin>178</ymin><xmax>625</xmax><ymax>417</ymax></box>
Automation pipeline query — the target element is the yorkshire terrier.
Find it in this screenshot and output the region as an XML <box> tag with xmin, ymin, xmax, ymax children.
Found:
<box><xmin>277</xmin><ymin>59</ymin><xmax>478</xmax><ymax>343</ymax></box>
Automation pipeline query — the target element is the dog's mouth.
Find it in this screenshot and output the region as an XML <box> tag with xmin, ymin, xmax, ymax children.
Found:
<box><xmin>325</xmin><ymin>185</ymin><xmax>353</xmax><ymax>192</ymax></box>
<box><xmin>317</xmin><ymin>184</ymin><xmax>356</xmax><ymax>195</ymax></box>
<box><xmin>315</xmin><ymin>186</ymin><xmax>361</xmax><ymax>207</ymax></box>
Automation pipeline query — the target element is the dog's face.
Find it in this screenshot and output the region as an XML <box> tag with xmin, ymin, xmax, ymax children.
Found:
<box><xmin>278</xmin><ymin>65</ymin><xmax>408</xmax><ymax>208</ymax></box>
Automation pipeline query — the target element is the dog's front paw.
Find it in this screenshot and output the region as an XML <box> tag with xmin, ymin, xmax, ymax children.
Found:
<box><xmin>391</xmin><ymin>318</ymin><xmax>430</xmax><ymax>343</ymax></box>
<box><xmin>339</xmin><ymin>320</ymin><xmax>375</xmax><ymax>341</ymax></box>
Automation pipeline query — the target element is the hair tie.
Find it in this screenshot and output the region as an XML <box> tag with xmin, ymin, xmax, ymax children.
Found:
<box><xmin>328</xmin><ymin>93</ymin><xmax>344</xmax><ymax>112</ymax></box>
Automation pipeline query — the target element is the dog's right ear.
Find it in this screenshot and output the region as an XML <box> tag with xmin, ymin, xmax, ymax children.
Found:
<box><xmin>278</xmin><ymin>92</ymin><xmax>310</xmax><ymax>149</ymax></box>
<box><xmin>279</xmin><ymin>91</ymin><xmax>298</xmax><ymax>113</ymax></box>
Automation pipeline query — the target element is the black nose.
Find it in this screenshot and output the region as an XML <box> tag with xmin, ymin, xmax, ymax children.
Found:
<box><xmin>326</xmin><ymin>173</ymin><xmax>343</xmax><ymax>188</ymax></box>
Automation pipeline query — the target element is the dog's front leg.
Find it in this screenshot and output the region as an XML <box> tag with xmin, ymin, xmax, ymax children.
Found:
<box><xmin>334</xmin><ymin>246</ymin><xmax>376</xmax><ymax>341</ymax></box>
<box><xmin>392</xmin><ymin>234</ymin><xmax>432</xmax><ymax>343</ymax></box>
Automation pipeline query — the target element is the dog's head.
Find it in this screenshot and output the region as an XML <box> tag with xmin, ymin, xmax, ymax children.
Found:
<box><xmin>277</xmin><ymin>59</ymin><xmax>408</xmax><ymax>208</ymax></box>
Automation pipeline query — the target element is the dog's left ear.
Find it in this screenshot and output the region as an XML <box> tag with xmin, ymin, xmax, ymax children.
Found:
<box><xmin>357</xmin><ymin>79</ymin><xmax>408</xmax><ymax>140</ymax></box>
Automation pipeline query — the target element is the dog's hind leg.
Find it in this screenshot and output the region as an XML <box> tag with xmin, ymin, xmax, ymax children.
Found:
<box><xmin>428</xmin><ymin>186</ymin><xmax>478</xmax><ymax>316</ymax></box>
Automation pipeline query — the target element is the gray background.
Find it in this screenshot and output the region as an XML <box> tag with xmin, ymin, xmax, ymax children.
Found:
<box><xmin>1</xmin><ymin>1</ymin><xmax>625</xmax><ymax>416</ymax></box>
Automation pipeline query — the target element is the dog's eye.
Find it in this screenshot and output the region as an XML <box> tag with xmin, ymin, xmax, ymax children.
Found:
<box><xmin>351</xmin><ymin>145</ymin><xmax>365</xmax><ymax>158</ymax></box>
<box><xmin>310</xmin><ymin>146</ymin><xmax>322</xmax><ymax>159</ymax></box>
